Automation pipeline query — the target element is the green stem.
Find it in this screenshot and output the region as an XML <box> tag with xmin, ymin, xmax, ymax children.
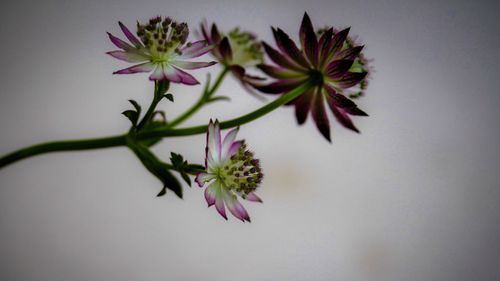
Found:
<box><xmin>136</xmin><ymin>81</ymin><xmax>169</xmax><ymax>130</ymax></box>
<box><xmin>166</xmin><ymin>67</ymin><xmax>229</xmax><ymax>128</ymax></box>
<box><xmin>0</xmin><ymin>134</ymin><xmax>126</xmax><ymax>169</ymax></box>
<box><xmin>138</xmin><ymin>81</ymin><xmax>314</xmax><ymax>139</ymax></box>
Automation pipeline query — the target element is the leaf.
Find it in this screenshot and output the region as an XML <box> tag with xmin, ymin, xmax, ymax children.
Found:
<box><xmin>163</xmin><ymin>93</ymin><xmax>174</xmax><ymax>102</ymax></box>
<box><xmin>122</xmin><ymin>110</ymin><xmax>139</xmax><ymax>127</ymax></box>
<box><xmin>169</xmin><ymin>153</ymin><xmax>206</xmax><ymax>187</ymax></box>
<box><xmin>128</xmin><ymin>99</ymin><xmax>141</xmax><ymax>114</ymax></box>
<box><xmin>127</xmin><ymin>140</ymin><xmax>182</xmax><ymax>198</ymax></box>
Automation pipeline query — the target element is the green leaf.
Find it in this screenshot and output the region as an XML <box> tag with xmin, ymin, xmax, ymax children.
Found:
<box><xmin>169</xmin><ymin>153</ymin><xmax>206</xmax><ymax>187</ymax></box>
<box><xmin>122</xmin><ymin>110</ymin><xmax>139</xmax><ymax>127</ymax></box>
<box><xmin>127</xmin><ymin>140</ymin><xmax>182</xmax><ymax>198</ymax></box>
<box><xmin>163</xmin><ymin>93</ymin><xmax>174</xmax><ymax>102</ymax></box>
<box><xmin>139</xmin><ymin>121</ymin><xmax>166</xmax><ymax>147</ymax></box>
<box><xmin>128</xmin><ymin>99</ymin><xmax>141</xmax><ymax>114</ymax></box>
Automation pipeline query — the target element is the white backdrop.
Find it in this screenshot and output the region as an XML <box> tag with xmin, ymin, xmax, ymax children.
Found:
<box><xmin>0</xmin><ymin>0</ymin><xmax>499</xmax><ymax>280</ymax></box>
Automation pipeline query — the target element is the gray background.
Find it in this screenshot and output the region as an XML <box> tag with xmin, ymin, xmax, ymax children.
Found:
<box><xmin>0</xmin><ymin>0</ymin><xmax>499</xmax><ymax>280</ymax></box>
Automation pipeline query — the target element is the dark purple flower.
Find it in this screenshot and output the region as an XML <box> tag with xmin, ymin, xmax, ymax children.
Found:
<box><xmin>200</xmin><ymin>22</ymin><xmax>265</xmax><ymax>93</ymax></box>
<box><xmin>252</xmin><ymin>13</ymin><xmax>372</xmax><ymax>141</ymax></box>
<box><xmin>107</xmin><ymin>16</ymin><xmax>216</xmax><ymax>84</ymax></box>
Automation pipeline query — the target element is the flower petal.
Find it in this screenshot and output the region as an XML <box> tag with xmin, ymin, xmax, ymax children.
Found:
<box><xmin>211</xmin><ymin>24</ymin><xmax>222</xmax><ymax>44</ymax></box>
<box><xmin>334</xmin><ymin>46</ymin><xmax>364</xmax><ymax>60</ymax></box>
<box><xmin>324</xmin><ymin>28</ymin><xmax>350</xmax><ymax>60</ymax></box>
<box><xmin>311</xmin><ymin>89</ymin><xmax>331</xmax><ymax>141</ymax></box>
<box><xmin>294</xmin><ymin>90</ymin><xmax>314</xmax><ymax>125</ymax></box>
<box><xmin>326</xmin><ymin>60</ymin><xmax>354</xmax><ymax>79</ymax></box>
<box><xmin>107</xmin><ymin>32</ymin><xmax>133</xmax><ymax>50</ymax></box>
<box><xmin>326</xmin><ymin>94</ymin><xmax>360</xmax><ymax>133</ymax></box>
<box><xmin>252</xmin><ymin>79</ymin><xmax>305</xmax><ymax>94</ymax></box>
<box><xmin>118</xmin><ymin>21</ymin><xmax>144</xmax><ymax>48</ymax></box>
<box><xmin>215</xmin><ymin>184</ymin><xmax>227</xmax><ymax>220</ymax></box>
<box><xmin>149</xmin><ymin>64</ymin><xmax>166</xmax><ymax>80</ymax></box>
<box><xmin>273</xmin><ymin>28</ymin><xmax>309</xmax><ymax>68</ymax></box>
<box><xmin>180</xmin><ymin>40</ymin><xmax>213</xmax><ymax>59</ymax></box>
<box><xmin>262</xmin><ymin>42</ymin><xmax>306</xmax><ymax>71</ymax></box>
<box><xmin>227</xmin><ymin>140</ymin><xmax>243</xmax><ymax>157</ymax></box>
<box><xmin>163</xmin><ymin>65</ymin><xmax>200</xmax><ymax>85</ymax></box>
<box><xmin>204</xmin><ymin>182</ymin><xmax>218</xmax><ymax>206</ymax></box>
<box><xmin>300</xmin><ymin>14</ymin><xmax>319</xmax><ymax>66</ymax></box>
<box><xmin>113</xmin><ymin>62</ymin><xmax>155</xmax><ymax>74</ymax></box>
<box><xmin>195</xmin><ymin>172</ymin><xmax>215</xmax><ymax>187</ymax></box>
<box><xmin>245</xmin><ymin>192</ymin><xmax>263</xmax><ymax>203</ymax></box>
<box><xmin>207</xmin><ymin>119</ymin><xmax>222</xmax><ymax>165</ymax></box>
<box><xmin>336</xmin><ymin>72</ymin><xmax>367</xmax><ymax>89</ymax></box>
<box><xmin>299</xmin><ymin>12</ymin><xmax>314</xmax><ymax>50</ymax></box>
<box><xmin>257</xmin><ymin>64</ymin><xmax>302</xmax><ymax>79</ymax></box>
<box><xmin>221</xmin><ymin>127</ymin><xmax>239</xmax><ymax>160</ymax></box>
<box><xmin>218</xmin><ymin>37</ymin><xmax>233</xmax><ymax>62</ymax></box>
<box><xmin>222</xmin><ymin>189</ymin><xmax>250</xmax><ymax>222</ymax></box>
<box><xmin>106</xmin><ymin>50</ymin><xmax>148</xmax><ymax>62</ymax></box>
<box><xmin>170</xmin><ymin>60</ymin><xmax>217</xmax><ymax>70</ymax></box>
<box><xmin>318</xmin><ymin>28</ymin><xmax>334</xmax><ymax>64</ymax></box>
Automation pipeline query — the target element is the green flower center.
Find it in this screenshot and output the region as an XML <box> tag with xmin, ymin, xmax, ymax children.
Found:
<box><xmin>226</xmin><ymin>28</ymin><xmax>263</xmax><ymax>66</ymax></box>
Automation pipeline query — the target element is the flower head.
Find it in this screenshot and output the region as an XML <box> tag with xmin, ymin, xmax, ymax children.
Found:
<box><xmin>107</xmin><ymin>16</ymin><xmax>216</xmax><ymax>84</ymax></box>
<box><xmin>252</xmin><ymin>12</ymin><xmax>372</xmax><ymax>141</ymax></box>
<box><xmin>200</xmin><ymin>22</ymin><xmax>265</xmax><ymax>94</ymax></box>
<box><xmin>195</xmin><ymin>120</ymin><xmax>263</xmax><ymax>222</ymax></box>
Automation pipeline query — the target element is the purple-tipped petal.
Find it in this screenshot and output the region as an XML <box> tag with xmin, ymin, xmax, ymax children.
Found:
<box><xmin>227</xmin><ymin>140</ymin><xmax>243</xmax><ymax>157</ymax></box>
<box><xmin>204</xmin><ymin>182</ymin><xmax>218</xmax><ymax>206</ymax></box>
<box><xmin>334</xmin><ymin>46</ymin><xmax>364</xmax><ymax>60</ymax></box>
<box><xmin>336</xmin><ymin>72</ymin><xmax>367</xmax><ymax>89</ymax></box>
<box><xmin>163</xmin><ymin>66</ymin><xmax>200</xmax><ymax>85</ymax></box>
<box><xmin>118</xmin><ymin>21</ymin><xmax>143</xmax><ymax>48</ymax></box>
<box><xmin>326</xmin><ymin>60</ymin><xmax>354</xmax><ymax>79</ymax></box>
<box><xmin>195</xmin><ymin>172</ymin><xmax>214</xmax><ymax>187</ymax></box>
<box><xmin>218</xmin><ymin>37</ymin><xmax>233</xmax><ymax>62</ymax></box>
<box><xmin>223</xmin><ymin>191</ymin><xmax>250</xmax><ymax>222</ymax></box>
<box><xmin>252</xmin><ymin>79</ymin><xmax>305</xmax><ymax>94</ymax></box>
<box><xmin>326</xmin><ymin>95</ymin><xmax>360</xmax><ymax>133</ymax></box>
<box><xmin>273</xmin><ymin>28</ymin><xmax>309</xmax><ymax>68</ymax></box>
<box><xmin>215</xmin><ymin>186</ymin><xmax>227</xmax><ymax>220</ymax></box>
<box><xmin>107</xmin><ymin>32</ymin><xmax>133</xmax><ymax>50</ymax></box>
<box><xmin>257</xmin><ymin>64</ymin><xmax>302</xmax><ymax>79</ymax></box>
<box><xmin>207</xmin><ymin>120</ymin><xmax>222</xmax><ymax>164</ymax></box>
<box><xmin>180</xmin><ymin>40</ymin><xmax>213</xmax><ymax>59</ymax></box>
<box><xmin>211</xmin><ymin>24</ymin><xmax>222</xmax><ymax>44</ymax></box>
<box><xmin>170</xmin><ymin>60</ymin><xmax>217</xmax><ymax>70</ymax></box>
<box><xmin>221</xmin><ymin>127</ymin><xmax>239</xmax><ymax>159</ymax></box>
<box><xmin>113</xmin><ymin>62</ymin><xmax>155</xmax><ymax>74</ymax></box>
<box><xmin>344</xmin><ymin>107</ymin><xmax>368</xmax><ymax>116</ymax></box>
<box><xmin>262</xmin><ymin>42</ymin><xmax>305</xmax><ymax>71</ymax></box>
<box><xmin>245</xmin><ymin>192</ymin><xmax>263</xmax><ymax>203</ymax></box>
<box><xmin>106</xmin><ymin>50</ymin><xmax>148</xmax><ymax>62</ymax></box>
<box><xmin>149</xmin><ymin>65</ymin><xmax>166</xmax><ymax>80</ymax></box>
<box><xmin>311</xmin><ymin>89</ymin><xmax>331</xmax><ymax>141</ymax></box>
<box><xmin>294</xmin><ymin>90</ymin><xmax>314</xmax><ymax>124</ymax></box>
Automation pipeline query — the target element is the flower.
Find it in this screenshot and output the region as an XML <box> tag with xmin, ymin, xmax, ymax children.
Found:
<box><xmin>200</xmin><ymin>22</ymin><xmax>265</xmax><ymax>94</ymax></box>
<box><xmin>107</xmin><ymin>16</ymin><xmax>216</xmax><ymax>84</ymax></box>
<box><xmin>252</xmin><ymin>12</ymin><xmax>371</xmax><ymax>141</ymax></box>
<box><xmin>195</xmin><ymin>120</ymin><xmax>263</xmax><ymax>222</ymax></box>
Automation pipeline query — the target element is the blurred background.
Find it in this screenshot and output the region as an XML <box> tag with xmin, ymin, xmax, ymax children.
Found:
<box><xmin>0</xmin><ymin>0</ymin><xmax>499</xmax><ymax>280</ymax></box>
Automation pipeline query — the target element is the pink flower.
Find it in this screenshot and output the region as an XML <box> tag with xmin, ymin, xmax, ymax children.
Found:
<box><xmin>195</xmin><ymin>120</ymin><xmax>263</xmax><ymax>222</ymax></box>
<box><xmin>107</xmin><ymin>16</ymin><xmax>216</xmax><ymax>84</ymax></box>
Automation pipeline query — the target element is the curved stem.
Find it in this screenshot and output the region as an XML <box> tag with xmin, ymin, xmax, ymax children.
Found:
<box><xmin>167</xmin><ymin>67</ymin><xmax>229</xmax><ymax>128</ymax></box>
<box><xmin>136</xmin><ymin>81</ymin><xmax>169</xmax><ymax>130</ymax></box>
<box><xmin>0</xmin><ymin>134</ymin><xmax>126</xmax><ymax>169</ymax></box>
<box><xmin>138</xmin><ymin>82</ymin><xmax>314</xmax><ymax>139</ymax></box>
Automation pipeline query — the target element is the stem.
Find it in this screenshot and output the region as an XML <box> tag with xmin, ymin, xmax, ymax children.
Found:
<box><xmin>0</xmin><ymin>134</ymin><xmax>126</xmax><ymax>169</ymax></box>
<box><xmin>136</xmin><ymin>81</ymin><xmax>169</xmax><ymax>130</ymax></box>
<box><xmin>138</xmin><ymin>82</ymin><xmax>314</xmax><ymax>139</ymax></box>
<box><xmin>167</xmin><ymin>68</ymin><xmax>229</xmax><ymax>128</ymax></box>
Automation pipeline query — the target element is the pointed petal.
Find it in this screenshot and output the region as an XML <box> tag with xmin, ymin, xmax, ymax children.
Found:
<box><xmin>215</xmin><ymin>185</ymin><xmax>227</xmax><ymax>220</ymax></box>
<box><xmin>113</xmin><ymin>62</ymin><xmax>155</xmax><ymax>74</ymax></box>
<box><xmin>318</xmin><ymin>28</ymin><xmax>334</xmax><ymax>63</ymax></box>
<box><xmin>326</xmin><ymin>94</ymin><xmax>360</xmax><ymax>133</ymax></box>
<box><xmin>299</xmin><ymin>12</ymin><xmax>313</xmax><ymax>50</ymax></box>
<box><xmin>170</xmin><ymin>60</ymin><xmax>217</xmax><ymax>70</ymax></box>
<box><xmin>227</xmin><ymin>140</ymin><xmax>243</xmax><ymax>157</ymax></box>
<box><xmin>326</xmin><ymin>60</ymin><xmax>354</xmax><ymax>79</ymax></box>
<box><xmin>344</xmin><ymin>107</ymin><xmax>368</xmax><ymax>116</ymax></box>
<box><xmin>207</xmin><ymin>120</ymin><xmax>222</xmax><ymax>164</ymax></box>
<box><xmin>118</xmin><ymin>21</ymin><xmax>143</xmax><ymax>48</ymax></box>
<box><xmin>163</xmin><ymin>65</ymin><xmax>200</xmax><ymax>85</ymax></box>
<box><xmin>245</xmin><ymin>192</ymin><xmax>263</xmax><ymax>203</ymax></box>
<box><xmin>106</xmin><ymin>50</ymin><xmax>148</xmax><ymax>62</ymax></box>
<box><xmin>324</xmin><ymin>28</ymin><xmax>350</xmax><ymax>60</ymax></box>
<box><xmin>252</xmin><ymin>79</ymin><xmax>305</xmax><ymax>94</ymax></box>
<box><xmin>195</xmin><ymin>172</ymin><xmax>214</xmax><ymax>187</ymax></box>
<box><xmin>334</xmin><ymin>45</ymin><xmax>364</xmax><ymax>60</ymax></box>
<box><xmin>336</xmin><ymin>72</ymin><xmax>367</xmax><ymax>88</ymax></box>
<box><xmin>219</xmin><ymin>37</ymin><xmax>233</xmax><ymax>62</ymax></box>
<box><xmin>301</xmin><ymin>16</ymin><xmax>319</xmax><ymax>66</ymax></box>
<box><xmin>262</xmin><ymin>42</ymin><xmax>306</xmax><ymax>71</ymax></box>
<box><xmin>204</xmin><ymin>182</ymin><xmax>218</xmax><ymax>206</ymax></box>
<box><xmin>273</xmin><ymin>28</ymin><xmax>309</xmax><ymax>68</ymax></box>
<box><xmin>221</xmin><ymin>127</ymin><xmax>239</xmax><ymax>159</ymax></box>
<box><xmin>294</xmin><ymin>90</ymin><xmax>314</xmax><ymax>124</ymax></box>
<box><xmin>107</xmin><ymin>32</ymin><xmax>133</xmax><ymax>50</ymax></box>
<box><xmin>311</xmin><ymin>89</ymin><xmax>331</xmax><ymax>141</ymax></box>
<box><xmin>257</xmin><ymin>64</ymin><xmax>302</xmax><ymax>79</ymax></box>
<box><xmin>149</xmin><ymin>64</ymin><xmax>165</xmax><ymax>80</ymax></box>
<box><xmin>180</xmin><ymin>40</ymin><xmax>213</xmax><ymax>59</ymax></box>
<box><xmin>211</xmin><ymin>24</ymin><xmax>222</xmax><ymax>43</ymax></box>
<box><xmin>223</xmin><ymin>190</ymin><xmax>250</xmax><ymax>222</ymax></box>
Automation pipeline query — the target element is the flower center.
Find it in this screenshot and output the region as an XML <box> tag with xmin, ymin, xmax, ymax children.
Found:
<box><xmin>136</xmin><ymin>16</ymin><xmax>189</xmax><ymax>60</ymax></box>
<box><xmin>226</xmin><ymin>28</ymin><xmax>263</xmax><ymax>66</ymax></box>
<box><xmin>309</xmin><ymin>69</ymin><xmax>324</xmax><ymax>86</ymax></box>
<box><xmin>212</xmin><ymin>142</ymin><xmax>263</xmax><ymax>196</ymax></box>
